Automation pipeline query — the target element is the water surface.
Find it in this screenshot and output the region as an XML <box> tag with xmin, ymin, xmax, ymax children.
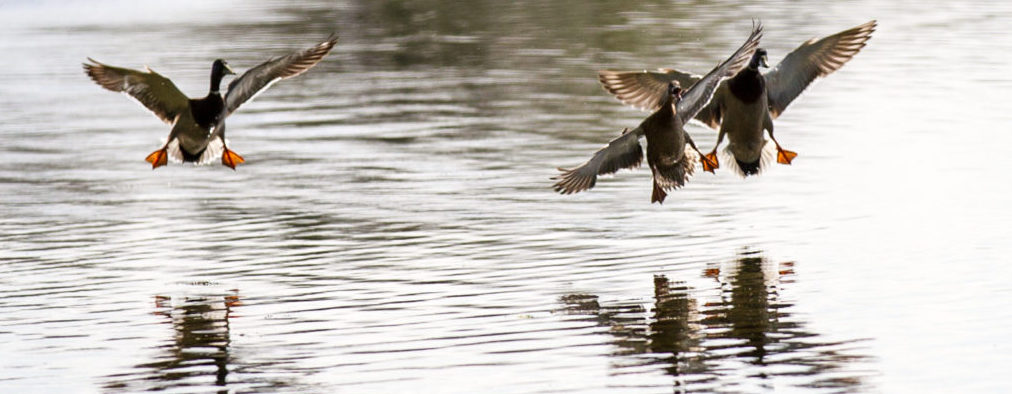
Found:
<box><xmin>2</xmin><ymin>0</ymin><xmax>1011</xmax><ymax>392</ymax></box>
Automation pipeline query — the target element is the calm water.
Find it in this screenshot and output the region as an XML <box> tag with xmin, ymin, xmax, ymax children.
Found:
<box><xmin>2</xmin><ymin>0</ymin><xmax>1011</xmax><ymax>392</ymax></box>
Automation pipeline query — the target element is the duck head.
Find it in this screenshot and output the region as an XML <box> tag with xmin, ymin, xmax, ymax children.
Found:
<box><xmin>750</xmin><ymin>48</ymin><xmax>769</xmax><ymax>70</ymax></box>
<box><xmin>668</xmin><ymin>81</ymin><xmax>683</xmax><ymax>103</ymax></box>
<box><xmin>209</xmin><ymin>59</ymin><xmax>236</xmax><ymax>93</ymax></box>
<box><xmin>212</xmin><ymin>59</ymin><xmax>236</xmax><ymax>77</ymax></box>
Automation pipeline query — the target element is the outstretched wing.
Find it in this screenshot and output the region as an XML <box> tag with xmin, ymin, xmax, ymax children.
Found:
<box><xmin>765</xmin><ymin>20</ymin><xmax>876</xmax><ymax>118</ymax></box>
<box><xmin>676</xmin><ymin>23</ymin><xmax>763</xmax><ymax>124</ymax></box>
<box><xmin>598</xmin><ymin>69</ymin><xmax>701</xmax><ymax>111</ymax></box>
<box><xmin>553</xmin><ymin>127</ymin><xmax>645</xmax><ymax>195</ymax></box>
<box><xmin>83</xmin><ymin>58</ymin><xmax>189</xmax><ymax>124</ymax></box>
<box><xmin>224</xmin><ymin>35</ymin><xmax>339</xmax><ymax>115</ymax></box>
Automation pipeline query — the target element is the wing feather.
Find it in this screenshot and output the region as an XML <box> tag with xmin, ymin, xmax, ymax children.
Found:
<box><xmin>765</xmin><ymin>20</ymin><xmax>876</xmax><ymax>118</ymax></box>
<box><xmin>598</xmin><ymin>68</ymin><xmax>701</xmax><ymax>111</ymax></box>
<box><xmin>553</xmin><ymin>127</ymin><xmax>645</xmax><ymax>194</ymax></box>
<box><xmin>676</xmin><ymin>23</ymin><xmax>763</xmax><ymax>124</ymax></box>
<box><xmin>224</xmin><ymin>35</ymin><xmax>339</xmax><ymax>115</ymax></box>
<box><xmin>83</xmin><ymin>58</ymin><xmax>190</xmax><ymax>124</ymax></box>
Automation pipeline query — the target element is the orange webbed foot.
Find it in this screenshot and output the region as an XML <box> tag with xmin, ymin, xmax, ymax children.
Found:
<box><xmin>702</xmin><ymin>151</ymin><xmax>720</xmax><ymax>173</ymax></box>
<box><xmin>776</xmin><ymin>148</ymin><xmax>798</xmax><ymax>165</ymax></box>
<box><xmin>144</xmin><ymin>149</ymin><xmax>168</xmax><ymax>169</ymax></box>
<box><xmin>221</xmin><ymin>148</ymin><xmax>245</xmax><ymax>170</ymax></box>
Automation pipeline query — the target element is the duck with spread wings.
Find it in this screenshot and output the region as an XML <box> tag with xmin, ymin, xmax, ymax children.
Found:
<box><xmin>554</xmin><ymin>24</ymin><xmax>762</xmax><ymax>203</ymax></box>
<box><xmin>84</xmin><ymin>35</ymin><xmax>338</xmax><ymax>170</ymax></box>
<box><xmin>599</xmin><ymin>21</ymin><xmax>875</xmax><ymax>176</ymax></box>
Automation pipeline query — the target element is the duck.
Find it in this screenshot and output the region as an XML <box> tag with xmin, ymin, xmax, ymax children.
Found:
<box><xmin>554</xmin><ymin>24</ymin><xmax>762</xmax><ymax>203</ymax></box>
<box><xmin>598</xmin><ymin>21</ymin><xmax>876</xmax><ymax>176</ymax></box>
<box><xmin>83</xmin><ymin>35</ymin><xmax>339</xmax><ymax>170</ymax></box>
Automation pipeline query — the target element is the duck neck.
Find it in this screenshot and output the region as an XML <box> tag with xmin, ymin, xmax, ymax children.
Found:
<box><xmin>209</xmin><ymin>68</ymin><xmax>225</xmax><ymax>96</ymax></box>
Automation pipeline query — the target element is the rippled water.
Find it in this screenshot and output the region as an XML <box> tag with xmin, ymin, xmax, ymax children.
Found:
<box><xmin>2</xmin><ymin>0</ymin><xmax>1011</xmax><ymax>392</ymax></box>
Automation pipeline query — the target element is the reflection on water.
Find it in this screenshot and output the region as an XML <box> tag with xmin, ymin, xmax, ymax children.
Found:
<box><xmin>561</xmin><ymin>252</ymin><xmax>869</xmax><ymax>392</ymax></box>
<box><xmin>3</xmin><ymin>0</ymin><xmax>1012</xmax><ymax>392</ymax></box>
<box><xmin>105</xmin><ymin>290</ymin><xmax>242</xmax><ymax>392</ymax></box>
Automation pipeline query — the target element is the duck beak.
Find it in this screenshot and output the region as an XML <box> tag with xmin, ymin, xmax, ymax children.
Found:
<box><xmin>760</xmin><ymin>54</ymin><xmax>769</xmax><ymax>68</ymax></box>
<box><xmin>224</xmin><ymin>63</ymin><xmax>236</xmax><ymax>75</ymax></box>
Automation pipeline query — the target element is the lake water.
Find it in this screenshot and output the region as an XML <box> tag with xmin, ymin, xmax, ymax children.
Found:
<box><xmin>2</xmin><ymin>0</ymin><xmax>1011</xmax><ymax>392</ymax></box>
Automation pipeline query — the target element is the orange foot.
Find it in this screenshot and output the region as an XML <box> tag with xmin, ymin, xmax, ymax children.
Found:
<box><xmin>144</xmin><ymin>149</ymin><xmax>168</xmax><ymax>169</ymax></box>
<box><xmin>221</xmin><ymin>148</ymin><xmax>246</xmax><ymax>170</ymax></box>
<box><xmin>776</xmin><ymin>148</ymin><xmax>798</xmax><ymax>165</ymax></box>
<box><xmin>702</xmin><ymin>151</ymin><xmax>720</xmax><ymax>173</ymax></box>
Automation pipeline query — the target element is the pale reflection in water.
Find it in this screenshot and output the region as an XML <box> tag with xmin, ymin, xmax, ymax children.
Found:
<box><xmin>105</xmin><ymin>291</ymin><xmax>242</xmax><ymax>392</ymax></box>
<box><xmin>561</xmin><ymin>252</ymin><xmax>869</xmax><ymax>392</ymax></box>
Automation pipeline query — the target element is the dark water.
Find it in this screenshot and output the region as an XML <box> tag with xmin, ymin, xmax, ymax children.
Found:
<box><xmin>2</xmin><ymin>0</ymin><xmax>1011</xmax><ymax>392</ymax></box>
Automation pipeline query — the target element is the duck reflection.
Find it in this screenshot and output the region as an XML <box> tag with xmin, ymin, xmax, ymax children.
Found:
<box><xmin>561</xmin><ymin>252</ymin><xmax>869</xmax><ymax>391</ymax></box>
<box><xmin>106</xmin><ymin>290</ymin><xmax>241</xmax><ymax>392</ymax></box>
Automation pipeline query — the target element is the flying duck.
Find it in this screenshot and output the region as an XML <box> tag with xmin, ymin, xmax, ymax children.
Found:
<box><xmin>83</xmin><ymin>35</ymin><xmax>339</xmax><ymax>169</ymax></box>
<box><xmin>554</xmin><ymin>24</ymin><xmax>762</xmax><ymax>203</ymax></box>
<box><xmin>598</xmin><ymin>21</ymin><xmax>876</xmax><ymax>176</ymax></box>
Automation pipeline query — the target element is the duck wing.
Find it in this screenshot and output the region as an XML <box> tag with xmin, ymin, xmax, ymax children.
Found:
<box><xmin>224</xmin><ymin>36</ymin><xmax>338</xmax><ymax>116</ymax></box>
<box><xmin>553</xmin><ymin>127</ymin><xmax>645</xmax><ymax>194</ymax></box>
<box><xmin>598</xmin><ymin>68</ymin><xmax>701</xmax><ymax>111</ymax></box>
<box><xmin>83</xmin><ymin>59</ymin><xmax>189</xmax><ymax>124</ymax></box>
<box><xmin>764</xmin><ymin>20</ymin><xmax>876</xmax><ymax>118</ymax></box>
<box><xmin>676</xmin><ymin>23</ymin><xmax>763</xmax><ymax>125</ymax></box>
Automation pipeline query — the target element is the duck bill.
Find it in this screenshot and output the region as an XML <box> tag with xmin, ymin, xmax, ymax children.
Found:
<box><xmin>224</xmin><ymin>64</ymin><xmax>236</xmax><ymax>75</ymax></box>
<box><xmin>760</xmin><ymin>54</ymin><xmax>769</xmax><ymax>68</ymax></box>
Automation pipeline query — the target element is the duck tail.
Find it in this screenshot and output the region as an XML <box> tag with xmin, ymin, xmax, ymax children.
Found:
<box><xmin>721</xmin><ymin>140</ymin><xmax>775</xmax><ymax>178</ymax></box>
<box><xmin>198</xmin><ymin>136</ymin><xmax>225</xmax><ymax>165</ymax></box>
<box><xmin>650</xmin><ymin>147</ymin><xmax>698</xmax><ymax>204</ymax></box>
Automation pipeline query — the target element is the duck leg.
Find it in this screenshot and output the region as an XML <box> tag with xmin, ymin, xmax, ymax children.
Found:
<box><xmin>702</xmin><ymin>129</ymin><xmax>725</xmax><ymax>173</ymax></box>
<box><xmin>686</xmin><ymin>133</ymin><xmax>718</xmax><ymax>173</ymax></box>
<box><xmin>215</xmin><ymin>122</ymin><xmax>245</xmax><ymax>170</ymax></box>
<box><xmin>765</xmin><ymin>122</ymin><xmax>797</xmax><ymax>165</ymax></box>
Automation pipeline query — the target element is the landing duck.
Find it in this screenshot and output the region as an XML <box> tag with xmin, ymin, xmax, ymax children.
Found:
<box><xmin>599</xmin><ymin>21</ymin><xmax>875</xmax><ymax>176</ymax></box>
<box><xmin>83</xmin><ymin>35</ymin><xmax>339</xmax><ymax>169</ymax></box>
<box><xmin>554</xmin><ymin>25</ymin><xmax>762</xmax><ymax>203</ymax></box>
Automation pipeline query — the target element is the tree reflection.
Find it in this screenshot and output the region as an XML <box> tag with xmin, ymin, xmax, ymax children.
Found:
<box><xmin>105</xmin><ymin>290</ymin><xmax>240</xmax><ymax>393</ymax></box>
<box><xmin>560</xmin><ymin>252</ymin><xmax>869</xmax><ymax>391</ymax></box>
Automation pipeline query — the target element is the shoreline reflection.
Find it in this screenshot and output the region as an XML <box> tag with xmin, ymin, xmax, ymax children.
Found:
<box><xmin>561</xmin><ymin>252</ymin><xmax>871</xmax><ymax>392</ymax></box>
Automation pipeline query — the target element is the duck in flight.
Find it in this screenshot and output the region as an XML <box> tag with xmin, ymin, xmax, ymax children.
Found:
<box><xmin>599</xmin><ymin>21</ymin><xmax>875</xmax><ymax>176</ymax></box>
<box><xmin>83</xmin><ymin>35</ymin><xmax>339</xmax><ymax>169</ymax></box>
<box><xmin>554</xmin><ymin>24</ymin><xmax>762</xmax><ymax>203</ymax></box>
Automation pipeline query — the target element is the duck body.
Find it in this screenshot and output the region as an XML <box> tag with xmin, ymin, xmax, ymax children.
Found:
<box><xmin>716</xmin><ymin>61</ymin><xmax>775</xmax><ymax>175</ymax></box>
<box><xmin>641</xmin><ymin>94</ymin><xmax>695</xmax><ymax>203</ymax></box>
<box><xmin>171</xmin><ymin>100</ymin><xmax>220</xmax><ymax>163</ymax></box>
<box><xmin>174</xmin><ymin>71</ymin><xmax>229</xmax><ymax>162</ymax></box>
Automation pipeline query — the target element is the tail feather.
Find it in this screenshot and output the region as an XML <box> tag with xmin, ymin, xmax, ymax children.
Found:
<box><xmin>198</xmin><ymin>137</ymin><xmax>225</xmax><ymax>165</ymax></box>
<box><xmin>649</xmin><ymin>147</ymin><xmax>698</xmax><ymax>203</ymax></box>
<box><xmin>722</xmin><ymin>140</ymin><xmax>775</xmax><ymax>178</ymax></box>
